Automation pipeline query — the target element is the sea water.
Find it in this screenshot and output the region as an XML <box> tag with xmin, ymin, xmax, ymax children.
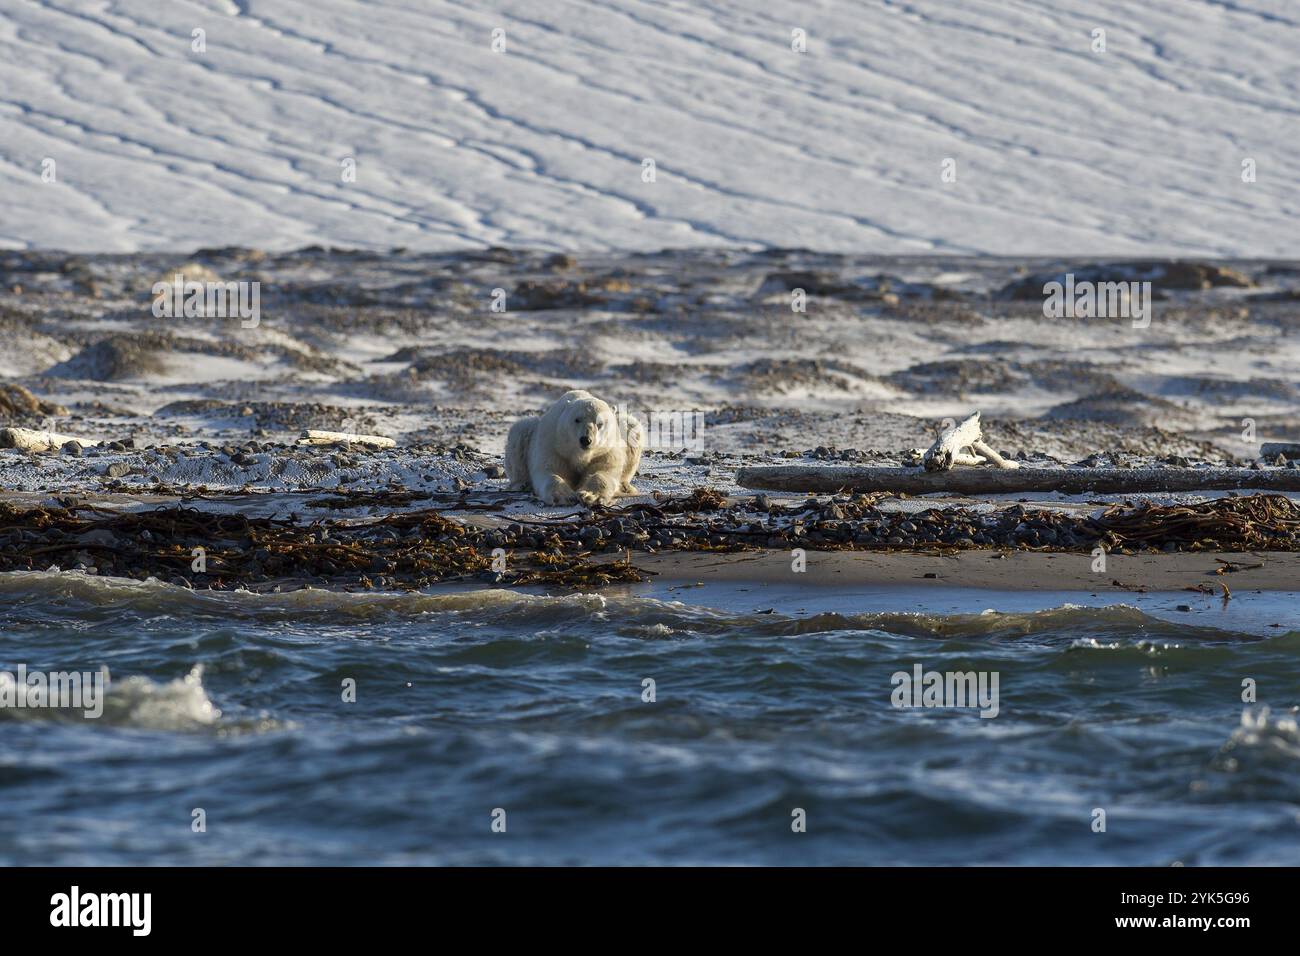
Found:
<box><xmin>1</xmin><ymin>571</ymin><xmax>1297</xmax><ymax>865</ymax></box>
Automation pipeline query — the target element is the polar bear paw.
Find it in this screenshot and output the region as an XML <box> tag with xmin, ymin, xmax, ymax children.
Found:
<box><xmin>577</xmin><ymin>488</ymin><xmax>615</xmax><ymax>508</ymax></box>
<box><xmin>540</xmin><ymin>481</ymin><xmax>578</xmax><ymax>506</ymax></box>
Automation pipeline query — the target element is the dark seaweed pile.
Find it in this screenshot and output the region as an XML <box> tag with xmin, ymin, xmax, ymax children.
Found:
<box><xmin>521</xmin><ymin>490</ymin><xmax>1300</xmax><ymax>554</ymax></box>
<box><xmin>2</xmin><ymin>493</ymin><xmax>1298</xmax><ymax>592</ymax></box>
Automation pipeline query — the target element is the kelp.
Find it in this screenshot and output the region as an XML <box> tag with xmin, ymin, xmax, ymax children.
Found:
<box><xmin>0</xmin><ymin>501</ymin><xmax>644</xmax><ymax>590</ymax></box>
<box><xmin>1091</xmin><ymin>494</ymin><xmax>1300</xmax><ymax>551</ymax></box>
<box><xmin>1</xmin><ymin>492</ymin><xmax>1297</xmax><ymax>593</ymax></box>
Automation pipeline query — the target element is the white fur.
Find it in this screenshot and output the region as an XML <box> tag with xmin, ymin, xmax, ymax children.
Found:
<box><xmin>504</xmin><ymin>390</ymin><xmax>643</xmax><ymax>507</ymax></box>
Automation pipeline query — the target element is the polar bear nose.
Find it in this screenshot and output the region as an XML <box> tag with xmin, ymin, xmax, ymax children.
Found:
<box><xmin>580</xmin><ymin>435</ymin><xmax>593</xmax><ymax>448</ymax></box>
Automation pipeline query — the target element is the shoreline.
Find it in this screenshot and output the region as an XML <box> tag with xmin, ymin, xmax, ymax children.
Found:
<box><xmin>3</xmin><ymin>487</ymin><xmax>1296</xmax><ymax>604</ymax></box>
<box><xmin>625</xmin><ymin>547</ymin><xmax>1300</xmax><ymax>592</ymax></box>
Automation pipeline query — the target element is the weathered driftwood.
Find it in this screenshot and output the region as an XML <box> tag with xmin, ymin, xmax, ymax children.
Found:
<box><xmin>1261</xmin><ymin>442</ymin><xmax>1300</xmax><ymax>461</ymax></box>
<box><xmin>912</xmin><ymin>447</ymin><xmax>984</xmax><ymax>466</ymax></box>
<box><xmin>0</xmin><ymin>427</ymin><xmax>101</xmax><ymax>453</ymax></box>
<box><xmin>297</xmin><ymin>430</ymin><xmax>396</xmax><ymax>449</ymax></box>
<box><xmin>923</xmin><ymin>411</ymin><xmax>1018</xmax><ymax>471</ymax></box>
<box><xmin>923</xmin><ymin>412</ymin><xmax>981</xmax><ymax>471</ymax></box>
<box><xmin>735</xmin><ymin>465</ymin><xmax>1300</xmax><ymax>495</ymax></box>
<box><xmin>970</xmin><ymin>439</ymin><xmax>1017</xmax><ymax>470</ymax></box>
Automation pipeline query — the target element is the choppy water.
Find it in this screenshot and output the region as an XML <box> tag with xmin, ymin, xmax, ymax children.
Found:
<box><xmin>2</xmin><ymin>571</ymin><xmax>1298</xmax><ymax>866</ymax></box>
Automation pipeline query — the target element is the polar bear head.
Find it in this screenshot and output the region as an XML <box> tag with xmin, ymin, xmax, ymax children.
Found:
<box><xmin>554</xmin><ymin>393</ymin><xmax>620</xmax><ymax>461</ymax></box>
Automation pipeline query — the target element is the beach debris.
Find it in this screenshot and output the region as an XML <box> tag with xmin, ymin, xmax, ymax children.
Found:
<box><xmin>735</xmin><ymin>464</ymin><xmax>1300</xmax><ymax>495</ymax></box>
<box><xmin>922</xmin><ymin>412</ymin><xmax>1019</xmax><ymax>472</ymax></box>
<box><xmin>1090</xmin><ymin>494</ymin><xmax>1300</xmax><ymax>552</ymax></box>
<box><xmin>510</xmin><ymin>276</ymin><xmax>631</xmax><ymax>310</ymax></box>
<box><xmin>2</xmin><ymin>493</ymin><xmax>1299</xmax><ymax>592</ymax></box>
<box><xmin>1215</xmin><ymin>558</ymin><xmax>1264</xmax><ymax>574</ymax></box>
<box><xmin>1261</xmin><ymin>442</ymin><xmax>1300</xmax><ymax>462</ymax></box>
<box><xmin>997</xmin><ymin>261</ymin><xmax>1253</xmax><ymax>299</ymax></box>
<box><xmin>297</xmin><ymin>429</ymin><xmax>396</xmax><ymax>449</ymax></box>
<box><xmin>0</xmin><ymin>427</ymin><xmax>102</xmax><ymax>453</ymax></box>
<box><xmin>644</xmin><ymin>487</ymin><xmax>729</xmax><ymax>512</ymax></box>
<box><xmin>304</xmin><ymin>488</ymin><xmax>435</xmax><ymax>509</ymax></box>
<box><xmin>0</xmin><ymin>383</ymin><xmax>68</xmax><ymax>419</ymax></box>
<box><xmin>0</xmin><ymin>501</ymin><xmax>644</xmax><ymax>590</ymax></box>
<box><xmin>148</xmin><ymin>262</ymin><xmax>222</xmax><ymax>300</ymax></box>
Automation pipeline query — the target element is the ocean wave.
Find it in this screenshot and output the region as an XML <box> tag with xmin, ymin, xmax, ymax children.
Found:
<box><xmin>0</xmin><ymin>570</ymin><xmax>606</xmax><ymax>619</ymax></box>
<box><xmin>0</xmin><ymin>664</ymin><xmax>230</xmax><ymax>732</ymax></box>
<box><xmin>1225</xmin><ymin>706</ymin><xmax>1300</xmax><ymax>761</ymax></box>
<box><xmin>3</xmin><ymin>568</ymin><xmax>1288</xmax><ymax>650</ymax></box>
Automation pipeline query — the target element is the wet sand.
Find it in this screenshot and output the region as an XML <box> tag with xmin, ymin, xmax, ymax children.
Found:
<box><xmin>627</xmin><ymin>547</ymin><xmax>1299</xmax><ymax>591</ymax></box>
<box><xmin>611</xmin><ymin>549</ymin><xmax>1300</xmax><ymax>636</ymax></box>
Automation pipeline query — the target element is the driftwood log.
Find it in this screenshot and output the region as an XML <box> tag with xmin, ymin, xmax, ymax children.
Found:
<box><xmin>1261</xmin><ymin>443</ymin><xmax>1300</xmax><ymax>461</ymax></box>
<box><xmin>735</xmin><ymin>465</ymin><xmax>1300</xmax><ymax>495</ymax></box>
<box><xmin>0</xmin><ymin>427</ymin><xmax>102</xmax><ymax>452</ymax></box>
<box><xmin>296</xmin><ymin>430</ymin><xmax>396</xmax><ymax>449</ymax></box>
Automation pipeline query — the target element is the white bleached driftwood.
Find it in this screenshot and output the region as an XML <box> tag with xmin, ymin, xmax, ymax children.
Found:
<box><xmin>923</xmin><ymin>411</ymin><xmax>1018</xmax><ymax>471</ymax></box>
<box><xmin>296</xmin><ymin>429</ymin><xmax>396</xmax><ymax>449</ymax></box>
<box><xmin>0</xmin><ymin>427</ymin><xmax>102</xmax><ymax>453</ymax></box>
<box><xmin>970</xmin><ymin>439</ymin><xmax>1017</xmax><ymax>469</ymax></box>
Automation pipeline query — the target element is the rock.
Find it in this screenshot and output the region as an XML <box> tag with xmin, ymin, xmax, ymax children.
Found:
<box><xmin>105</xmin><ymin>462</ymin><xmax>130</xmax><ymax>478</ymax></box>
<box><xmin>0</xmin><ymin>383</ymin><xmax>68</xmax><ymax>419</ymax></box>
<box><xmin>510</xmin><ymin>279</ymin><xmax>605</xmax><ymax>311</ymax></box>
<box><xmin>756</xmin><ymin>271</ymin><xmax>866</xmax><ymax>297</ymax></box>
<box><xmin>61</xmin><ymin>440</ymin><xmax>83</xmax><ymax>456</ymax></box>
<box><xmin>998</xmin><ymin>260</ymin><xmax>1253</xmax><ymax>299</ymax></box>
<box><xmin>47</xmin><ymin>336</ymin><xmax>168</xmax><ymax>381</ymax></box>
<box><xmin>150</xmin><ymin>262</ymin><xmax>222</xmax><ymax>297</ymax></box>
<box><xmin>153</xmin><ymin>398</ymin><xmax>230</xmax><ymax>417</ymax></box>
<box><xmin>76</xmin><ymin>529</ymin><xmax>119</xmax><ymax>547</ymax></box>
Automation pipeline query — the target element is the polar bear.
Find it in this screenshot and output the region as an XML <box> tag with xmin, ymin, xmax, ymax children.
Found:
<box><xmin>504</xmin><ymin>390</ymin><xmax>643</xmax><ymax>507</ymax></box>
